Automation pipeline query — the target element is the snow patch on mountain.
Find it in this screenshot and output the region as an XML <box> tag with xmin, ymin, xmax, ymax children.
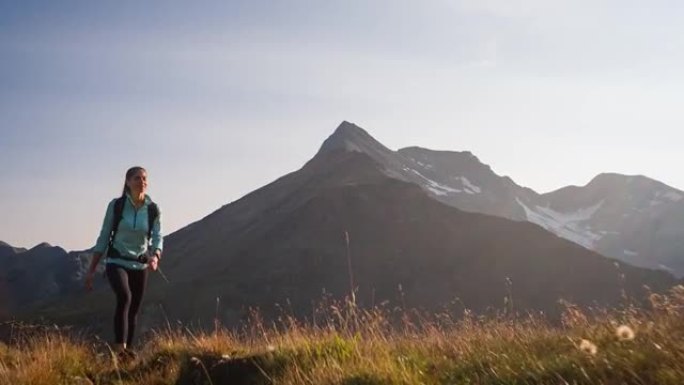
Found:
<box><xmin>415</xmin><ymin>160</ymin><xmax>434</xmax><ymax>169</ymax></box>
<box><xmin>405</xmin><ymin>168</ymin><xmax>462</xmax><ymax>196</ymax></box>
<box><xmin>624</xmin><ymin>250</ymin><xmax>638</xmax><ymax>257</ymax></box>
<box><xmin>648</xmin><ymin>191</ymin><xmax>683</xmax><ymax>206</ymax></box>
<box><xmin>342</xmin><ymin>140</ymin><xmax>365</xmax><ymax>153</ymax></box>
<box><xmin>661</xmin><ymin>191</ymin><xmax>683</xmax><ymax>202</ymax></box>
<box><xmin>515</xmin><ymin>198</ymin><xmax>605</xmax><ymax>249</ymax></box>
<box><xmin>456</xmin><ymin>176</ymin><xmax>482</xmax><ymax>194</ymax></box>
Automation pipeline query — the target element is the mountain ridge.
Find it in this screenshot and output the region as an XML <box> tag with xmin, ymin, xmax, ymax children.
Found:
<box><xmin>5</xmin><ymin>121</ymin><xmax>683</xmax><ymax>332</ymax></box>
<box><xmin>17</xmin><ymin>131</ymin><xmax>678</xmax><ymax>333</ymax></box>
<box><xmin>317</xmin><ymin>122</ymin><xmax>684</xmax><ymax>275</ymax></box>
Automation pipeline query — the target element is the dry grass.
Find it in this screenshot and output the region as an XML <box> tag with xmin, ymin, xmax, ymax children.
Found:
<box><xmin>2</xmin><ymin>285</ymin><xmax>684</xmax><ymax>384</ymax></box>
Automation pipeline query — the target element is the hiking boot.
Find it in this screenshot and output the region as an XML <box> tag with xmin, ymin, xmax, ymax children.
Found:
<box><xmin>116</xmin><ymin>348</ymin><xmax>137</xmax><ymax>363</ymax></box>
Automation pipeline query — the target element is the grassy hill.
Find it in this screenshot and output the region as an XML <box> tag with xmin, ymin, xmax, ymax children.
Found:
<box><xmin>2</xmin><ymin>286</ymin><xmax>684</xmax><ymax>385</ymax></box>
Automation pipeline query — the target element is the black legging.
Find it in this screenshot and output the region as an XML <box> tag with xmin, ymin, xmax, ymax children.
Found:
<box><xmin>106</xmin><ymin>264</ymin><xmax>148</xmax><ymax>347</ymax></box>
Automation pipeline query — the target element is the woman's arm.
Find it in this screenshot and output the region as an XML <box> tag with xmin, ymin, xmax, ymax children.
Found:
<box><xmin>93</xmin><ymin>199</ymin><xmax>116</xmax><ymax>255</ymax></box>
<box><xmin>150</xmin><ymin>205</ymin><xmax>163</xmax><ymax>259</ymax></box>
<box><xmin>86</xmin><ymin>200</ymin><xmax>115</xmax><ymax>289</ymax></box>
<box><xmin>87</xmin><ymin>252</ymin><xmax>103</xmax><ymax>275</ymax></box>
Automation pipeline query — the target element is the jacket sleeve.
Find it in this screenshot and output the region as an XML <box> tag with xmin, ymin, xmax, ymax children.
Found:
<box><xmin>150</xmin><ymin>205</ymin><xmax>163</xmax><ymax>255</ymax></box>
<box><xmin>93</xmin><ymin>199</ymin><xmax>115</xmax><ymax>254</ymax></box>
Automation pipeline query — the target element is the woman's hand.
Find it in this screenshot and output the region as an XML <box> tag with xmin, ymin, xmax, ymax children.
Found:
<box><xmin>85</xmin><ymin>252</ymin><xmax>103</xmax><ymax>292</ymax></box>
<box><xmin>85</xmin><ymin>272</ymin><xmax>95</xmax><ymax>292</ymax></box>
<box><xmin>148</xmin><ymin>255</ymin><xmax>160</xmax><ymax>271</ymax></box>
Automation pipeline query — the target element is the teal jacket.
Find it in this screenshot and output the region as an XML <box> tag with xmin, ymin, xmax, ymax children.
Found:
<box><xmin>94</xmin><ymin>194</ymin><xmax>163</xmax><ymax>270</ymax></box>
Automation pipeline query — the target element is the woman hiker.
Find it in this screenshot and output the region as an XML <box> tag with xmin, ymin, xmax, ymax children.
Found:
<box><xmin>85</xmin><ymin>166</ymin><xmax>163</xmax><ymax>360</ymax></box>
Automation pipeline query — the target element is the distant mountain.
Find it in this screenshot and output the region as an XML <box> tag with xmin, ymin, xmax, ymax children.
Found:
<box><xmin>540</xmin><ymin>174</ymin><xmax>684</xmax><ymax>274</ymax></box>
<box><xmin>0</xmin><ymin>241</ymin><xmax>96</xmax><ymax>318</ymax></box>
<box><xmin>9</xmin><ymin>121</ymin><xmax>681</xmax><ymax>334</ymax></box>
<box><xmin>321</xmin><ymin>122</ymin><xmax>684</xmax><ymax>276</ymax></box>
<box><xmin>24</xmin><ymin>122</ymin><xmax>676</xmax><ymax>333</ymax></box>
<box><xmin>0</xmin><ymin>241</ymin><xmax>27</xmax><ymax>256</ymax></box>
<box><xmin>138</xmin><ymin>132</ymin><xmax>680</xmax><ymax>320</ymax></box>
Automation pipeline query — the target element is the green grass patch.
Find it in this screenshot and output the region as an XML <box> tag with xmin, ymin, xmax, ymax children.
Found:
<box><xmin>2</xmin><ymin>288</ymin><xmax>684</xmax><ymax>384</ymax></box>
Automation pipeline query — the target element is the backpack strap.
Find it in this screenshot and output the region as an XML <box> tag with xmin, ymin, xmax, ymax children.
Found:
<box><xmin>108</xmin><ymin>197</ymin><xmax>126</xmax><ymax>251</ymax></box>
<box><xmin>147</xmin><ymin>202</ymin><xmax>159</xmax><ymax>241</ymax></box>
<box><xmin>108</xmin><ymin>197</ymin><xmax>158</xmax><ymax>252</ymax></box>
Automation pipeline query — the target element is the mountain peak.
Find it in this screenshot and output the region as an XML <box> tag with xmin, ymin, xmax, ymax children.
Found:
<box><xmin>591</xmin><ymin>172</ymin><xmax>647</xmax><ymax>183</ymax></box>
<box><xmin>335</xmin><ymin>120</ymin><xmax>366</xmax><ymax>136</ymax></box>
<box><xmin>316</xmin><ymin>121</ymin><xmax>391</xmax><ymax>156</ymax></box>
<box><xmin>30</xmin><ymin>242</ymin><xmax>53</xmax><ymax>250</ymax></box>
<box><xmin>0</xmin><ymin>240</ymin><xmax>29</xmax><ymax>254</ymax></box>
<box><xmin>588</xmin><ymin>173</ymin><xmax>675</xmax><ymax>192</ymax></box>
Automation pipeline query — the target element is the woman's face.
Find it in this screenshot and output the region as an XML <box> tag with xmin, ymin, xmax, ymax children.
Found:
<box><xmin>126</xmin><ymin>169</ymin><xmax>148</xmax><ymax>195</ymax></box>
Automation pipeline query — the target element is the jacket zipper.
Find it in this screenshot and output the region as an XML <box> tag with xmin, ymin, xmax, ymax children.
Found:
<box><xmin>132</xmin><ymin>201</ymin><xmax>141</xmax><ymax>229</ymax></box>
<box><xmin>128</xmin><ymin>198</ymin><xmax>143</xmax><ymax>229</ymax></box>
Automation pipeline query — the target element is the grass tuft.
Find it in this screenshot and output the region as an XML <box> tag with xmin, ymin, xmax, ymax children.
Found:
<box><xmin>2</xmin><ymin>287</ymin><xmax>684</xmax><ymax>384</ymax></box>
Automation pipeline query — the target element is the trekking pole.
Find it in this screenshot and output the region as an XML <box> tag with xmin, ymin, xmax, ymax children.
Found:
<box><xmin>156</xmin><ymin>266</ymin><xmax>171</xmax><ymax>284</ymax></box>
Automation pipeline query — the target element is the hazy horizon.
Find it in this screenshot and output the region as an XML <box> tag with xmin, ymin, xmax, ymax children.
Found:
<box><xmin>2</xmin><ymin>1</ymin><xmax>683</xmax><ymax>250</ymax></box>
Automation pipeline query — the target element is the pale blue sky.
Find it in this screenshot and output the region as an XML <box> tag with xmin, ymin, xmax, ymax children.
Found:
<box><xmin>2</xmin><ymin>0</ymin><xmax>683</xmax><ymax>250</ymax></box>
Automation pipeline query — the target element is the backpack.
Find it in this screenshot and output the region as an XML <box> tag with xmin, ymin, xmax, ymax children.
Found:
<box><xmin>107</xmin><ymin>197</ymin><xmax>159</xmax><ymax>251</ymax></box>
